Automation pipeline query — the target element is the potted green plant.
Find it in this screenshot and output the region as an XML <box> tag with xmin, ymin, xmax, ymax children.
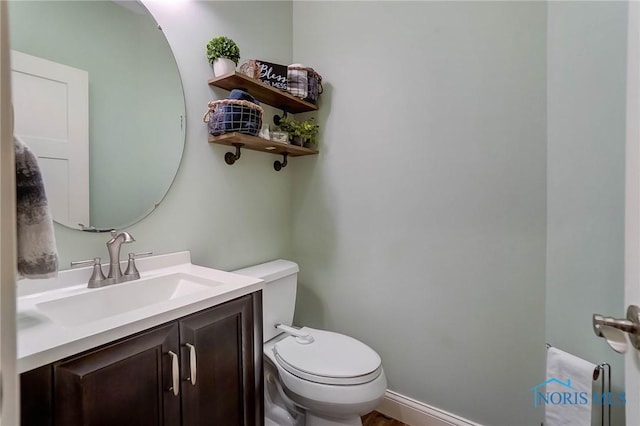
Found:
<box><xmin>276</xmin><ymin>117</ymin><xmax>298</xmax><ymax>142</ymax></box>
<box><xmin>278</xmin><ymin>117</ymin><xmax>319</xmax><ymax>147</ymax></box>
<box><xmin>206</xmin><ymin>36</ymin><xmax>240</xmax><ymax>77</ymax></box>
<box><xmin>298</xmin><ymin>118</ymin><xmax>319</xmax><ymax>148</ymax></box>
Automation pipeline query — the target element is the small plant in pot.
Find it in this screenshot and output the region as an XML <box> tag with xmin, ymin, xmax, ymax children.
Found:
<box><xmin>206</xmin><ymin>36</ymin><xmax>240</xmax><ymax>77</ymax></box>
<box><xmin>278</xmin><ymin>117</ymin><xmax>319</xmax><ymax>147</ymax></box>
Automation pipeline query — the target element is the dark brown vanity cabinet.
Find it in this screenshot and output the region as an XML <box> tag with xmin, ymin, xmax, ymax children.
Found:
<box><xmin>21</xmin><ymin>292</ymin><xmax>263</xmax><ymax>426</ymax></box>
<box><xmin>180</xmin><ymin>295</ymin><xmax>259</xmax><ymax>426</ymax></box>
<box><xmin>54</xmin><ymin>323</ymin><xmax>181</xmax><ymax>426</ymax></box>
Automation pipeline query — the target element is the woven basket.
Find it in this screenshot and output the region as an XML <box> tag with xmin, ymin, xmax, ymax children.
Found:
<box><xmin>203</xmin><ymin>99</ymin><xmax>264</xmax><ymax>137</ymax></box>
<box><xmin>287</xmin><ymin>66</ymin><xmax>323</xmax><ymax>104</ymax></box>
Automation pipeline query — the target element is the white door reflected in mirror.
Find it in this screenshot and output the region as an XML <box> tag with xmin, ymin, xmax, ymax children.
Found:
<box><xmin>11</xmin><ymin>50</ymin><xmax>89</xmax><ymax>229</ymax></box>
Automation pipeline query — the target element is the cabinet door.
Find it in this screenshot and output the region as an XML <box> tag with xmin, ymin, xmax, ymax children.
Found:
<box><xmin>53</xmin><ymin>323</ymin><xmax>181</xmax><ymax>426</ymax></box>
<box><xmin>179</xmin><ymin>294</ymin><xmax>262</xmax><ymax>426</ymax></box>
<box><xmin>21</xmin><ymin>364</ymin><xmax>53</xmax><ymax>426</ymax></box>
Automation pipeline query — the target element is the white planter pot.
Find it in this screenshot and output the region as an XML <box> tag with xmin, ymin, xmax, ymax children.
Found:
<box><xmin>212</xmin><ymin>58</ymin><xmax>236</xmax><ymax>77</ymax></box>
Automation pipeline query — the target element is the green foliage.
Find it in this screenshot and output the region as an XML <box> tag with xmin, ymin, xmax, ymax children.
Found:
<box><xmin>278</xmin><ymin>117</ymin><xmax>319</xmax><ymax>145</ymax></box>
<box><xmin>206</xmin><ymin>36</ymin><xmax>240</xmax><ymax>65</ymax></box>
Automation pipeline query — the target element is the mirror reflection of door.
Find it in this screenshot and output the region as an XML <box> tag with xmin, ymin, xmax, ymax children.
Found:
<box><xmin>11</xmin><ymin>50</ymin><xmax>89</xmax><ymax>229</ymax></box>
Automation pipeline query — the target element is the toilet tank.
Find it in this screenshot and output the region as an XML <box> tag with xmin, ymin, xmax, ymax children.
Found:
<box><xmin>233</xmin><ymin>259</ymin><xmax>299</xmax><ymax>342</ymax></box>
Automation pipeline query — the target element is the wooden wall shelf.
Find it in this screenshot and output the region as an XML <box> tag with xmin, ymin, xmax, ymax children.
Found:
<box><xmin>209</xmin><ymin>133</ymin><xmax>318</xmax><ymax>156</ymax></box>
<box><xmin>207</xmin><ymin>72</ymin><xmax>321</xmax><ymax>170</ymax></box>
<box><xmin>208</xmin><ymin>72</ymin><xmax>318</xmax><ymax>114</ymax></box>
<box><xmin>208</xmin><ymin>133</ymin><xmax>318</xmax><ymax>171</ymax></box>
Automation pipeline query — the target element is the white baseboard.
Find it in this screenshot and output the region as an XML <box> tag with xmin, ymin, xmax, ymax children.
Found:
<box><xmin>376</xmin><ymin>390</ymin><xmax>483</xmax><ymax>426</ymax></box>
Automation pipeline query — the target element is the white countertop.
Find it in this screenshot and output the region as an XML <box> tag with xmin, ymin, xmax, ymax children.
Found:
<box><xmin>17</xmin><ymin>251</ymin><xmax>263</xmax><ymax>373</ymax></box>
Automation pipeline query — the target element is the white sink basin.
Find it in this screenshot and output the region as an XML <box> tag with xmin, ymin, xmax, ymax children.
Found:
<box><xmin>36</xmin><ymin>273</ymin><xmax>219</xmax><ymax>327</ymax></box>
<box><xmin>17</xmin><ymin>251</ymin><xmax>264</xmax><ymax>374</ymax></box>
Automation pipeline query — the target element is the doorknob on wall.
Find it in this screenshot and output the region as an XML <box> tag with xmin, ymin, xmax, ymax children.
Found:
<box><xmin>593</xmin><ymin>305</ymin><xmax>640</xmax><ymax>351</ymax></box>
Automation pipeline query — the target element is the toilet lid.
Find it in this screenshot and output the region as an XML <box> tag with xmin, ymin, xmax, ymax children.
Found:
<box><xmin>273</xmin><ymin>327</ymin><xmax>382</xmax><ymax>385</ymax></box>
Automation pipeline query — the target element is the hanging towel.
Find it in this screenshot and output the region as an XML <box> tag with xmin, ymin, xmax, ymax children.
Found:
<box><xmin>545</xmin><ymin>346</ymin><xmax>595</xmax><ymax>426</ymax></box>
<box><xmin>15</xmin><ymin>136</ymin><xmax>58</xmax><ymax>279</ymax></box>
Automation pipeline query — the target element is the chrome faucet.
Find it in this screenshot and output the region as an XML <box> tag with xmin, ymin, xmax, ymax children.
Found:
<box><xmin>107</xmin><ymin>230</ymin><xmax>135</xmax><ymax>282</ymax></box>
<box><xmin>70</xmin><ymin>230</ymin><xmax>152</xmax><ymax>288</ymax></box>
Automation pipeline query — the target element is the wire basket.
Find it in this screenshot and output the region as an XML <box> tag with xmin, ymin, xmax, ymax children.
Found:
<box><xmin>203</xmin><ymin>99</ymin><xmax>264</xmax><ymax>137</ymax></box>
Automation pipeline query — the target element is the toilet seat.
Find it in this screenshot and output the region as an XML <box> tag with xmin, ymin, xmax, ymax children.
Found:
<box><xmin>273</xmin><ymin>327</ymin><xmax>382</xmax><ymax>386</ymax></box>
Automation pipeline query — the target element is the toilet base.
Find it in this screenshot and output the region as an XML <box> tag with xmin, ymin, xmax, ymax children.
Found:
<box><xmin>306</xmin><ymin>413</ymin><xmax>362</xmax><ymax>426</ymax></box>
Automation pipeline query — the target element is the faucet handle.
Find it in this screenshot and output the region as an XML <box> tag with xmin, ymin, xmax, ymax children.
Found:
<box><xmin>124</xmin><ymin>252</ymin><xmax>153</xmax><ymax>280</ymax></box>
<box><xmin>70</xmin><ymin>257</ymin><xmax>107</xmax><ymax>288</ymax></box>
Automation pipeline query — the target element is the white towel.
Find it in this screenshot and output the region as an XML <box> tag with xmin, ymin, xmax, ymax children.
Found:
<box><xmin>15</xmin><ymin>136</ymin><xmax>58</xmax><ymax>279</ymax></box>
<box><xmin>545</xmin><ymin>347</ymin><xmax>595</xmax><ymax>426</ymax></box>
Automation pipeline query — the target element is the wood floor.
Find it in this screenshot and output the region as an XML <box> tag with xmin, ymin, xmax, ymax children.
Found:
<box><xmin>361</xmin><ymin>411</ymin><xmax>408</xmax><ymax>426</ymax></box>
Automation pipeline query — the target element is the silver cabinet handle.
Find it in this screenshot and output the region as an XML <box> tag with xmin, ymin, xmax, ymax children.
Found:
<box><xmin>168</xmin><ymin>351</ymin><xmax>179</xmax><ymax>396</ymax></box>
<box><xmin>593</xmin><ymin>305</ymin><xmax>640</xmax><ymax>350</ymax></box>
<box><xmin>185</xmin><ymin>343</ymin><xmax>197</xmax><ymax>386</ymax></box>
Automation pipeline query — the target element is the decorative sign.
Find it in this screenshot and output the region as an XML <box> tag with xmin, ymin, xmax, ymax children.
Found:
<box><xmin>257</xmin><ymin>60</ymin><xmax>288</xmax><ymax>90</ymax></box>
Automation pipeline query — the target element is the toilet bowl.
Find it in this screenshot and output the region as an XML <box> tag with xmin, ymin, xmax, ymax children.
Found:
<box><xmin>233</xmin><ymin>260</ymin><xmax>387</xmax><ymax>426</ymax></box>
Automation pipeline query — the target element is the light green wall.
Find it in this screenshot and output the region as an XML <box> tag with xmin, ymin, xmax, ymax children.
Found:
<box><xmin>9</xmin><ymin>1</ymin><xmax>184</xmax><ymax>229</ymax></box>
<box><xmin>546</xmin><ymin>2</ymin><xmax>627</xmax><ymax>424</ymax></box>
<box><xmin>50</xmin><ymin>0</ymin><xmax>294</xmax><ymax>271</ymax></box>
<box><xmin>20</xmin><ymin>2</ymin><xmax>628</xmax><ymax>425</ymax></box>
<box><xmin>290</xmin><ymin>2</ymin><xmax>547</xmax><ymax>425</ymax></box>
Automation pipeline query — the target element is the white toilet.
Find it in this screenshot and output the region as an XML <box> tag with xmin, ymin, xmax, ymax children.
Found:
<box><xmin>234</xmin><ymin>260</ymin><xmax>387</xmax><ymax>426</ymax></box>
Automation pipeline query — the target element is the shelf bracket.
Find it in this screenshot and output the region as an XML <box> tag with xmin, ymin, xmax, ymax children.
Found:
<box><xmin>224</xmin><ymin>143</ymin><xmax>243</xmax><ymax>165</ymax></box>
<box><xmin>274</xmin><ymin>153</ymin><xmax>288</xmax><ymax>171</ymax></box>
<box><xmin>273</xmin><ymin>109</ymin><xmax>288</xmax><ymax>126</ymax></box>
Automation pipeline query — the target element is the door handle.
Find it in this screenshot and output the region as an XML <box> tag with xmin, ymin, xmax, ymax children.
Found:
<box><xmin>168</xmin><ymin>351</ymin><xmax>180</xmax><ymax>396</ymax></box>
<box><xmin>593</xmin><ymin>305</ymin><xmax>640</xmax><ymax>350</ymax></box>
<box><xmin>185</xmin><ymin>343</ymin><xmax>197</xmax><ymax>386</ymax></box>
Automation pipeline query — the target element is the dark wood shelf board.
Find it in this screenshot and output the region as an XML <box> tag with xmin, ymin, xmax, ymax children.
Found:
<box><xmin>208</xmin><ymin>73</ymin><xmax>318</xmax><ymax>113</ymax></box>
<box><xmin>208</xmin><ymin>133</ymin><xmax>319</xmax><ymax>157</ymax></box>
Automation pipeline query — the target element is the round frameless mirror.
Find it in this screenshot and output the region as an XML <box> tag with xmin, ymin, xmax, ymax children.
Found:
<box><xmin>8</xmin><ymin>0</ymin><xmax>185</xmax><ymax>231</ymax></box>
